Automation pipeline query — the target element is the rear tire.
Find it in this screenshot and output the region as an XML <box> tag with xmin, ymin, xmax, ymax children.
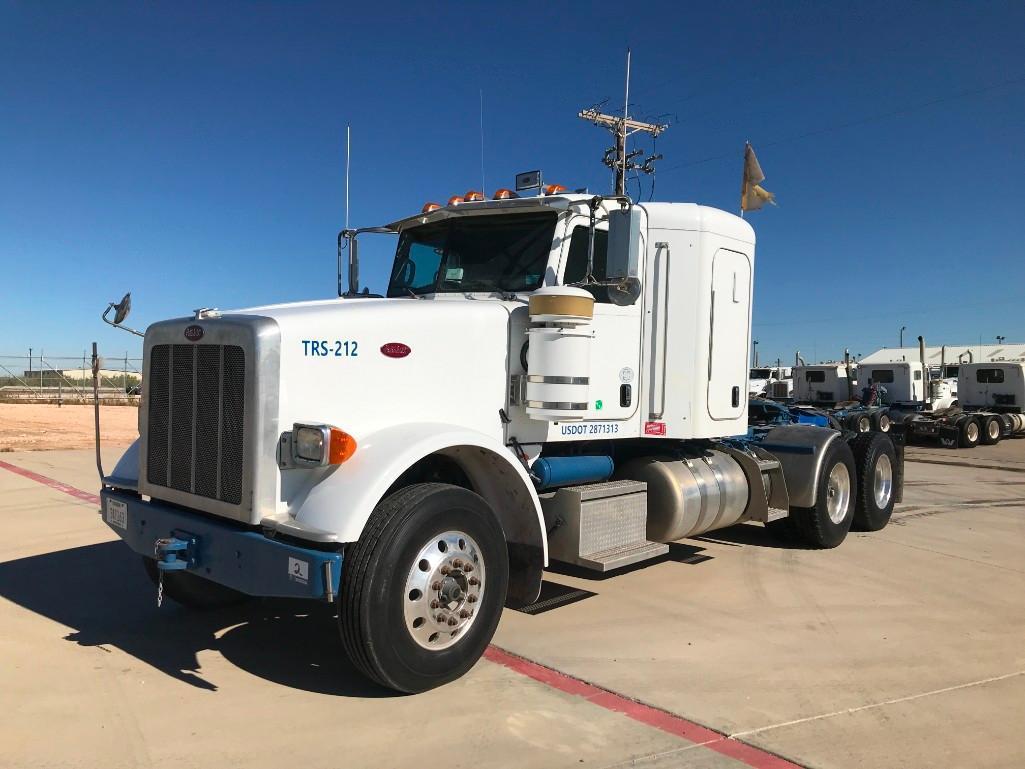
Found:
<box><xmin>848</xmin><ymin>413</ymin><xmax>871</xmax><ymax>433</ymax></box>
<box><xmin>339</xmin><ymin>483</ymin><xmax>508</xmax><ymax>693</ymax></box>
<box><xmin>787</xmin><ymin>439</ymin><xmax>858</xmax><ymax>548</ymax></box>
<box><xmin>980</xmin><ymin>415</ymin><xmax>1002</xmax><ymax>445</ymax></box>
<box><xmin>849</xmin><ymin>433</ymin><xmax>897</xmax><ymax>531</ymax></box>
<box><xmin>872</xmin><ymin>410</ymin><xmax>891</xmax><ymax>433</ymax></box>
<box><xmin>141</xmin><ymin>557</ymin><xmax>249</xmax><ymax>609</ymax></box>
<box><xmin>958</xmin><ymin>417</ymin><xmax>981</xmax><ymax>448</ymax></box>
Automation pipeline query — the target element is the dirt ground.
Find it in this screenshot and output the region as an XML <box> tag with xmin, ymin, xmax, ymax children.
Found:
<box><xmin>0</xmin><ymin>403</ymin><xmax>139</xmax><ymax>451</ymax></box>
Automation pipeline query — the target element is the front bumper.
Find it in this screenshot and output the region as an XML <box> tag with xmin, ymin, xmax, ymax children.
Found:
<box><xmin>100</xmin><ymin>488</ymin><xmax>342</xmax><ymax>601</ymax></box>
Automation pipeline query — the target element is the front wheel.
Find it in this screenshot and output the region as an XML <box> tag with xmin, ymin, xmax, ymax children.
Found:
<box><xmin>339</xmin><ymin>483</ymin><xmax>508</xmax><ymax>693</ymax></box>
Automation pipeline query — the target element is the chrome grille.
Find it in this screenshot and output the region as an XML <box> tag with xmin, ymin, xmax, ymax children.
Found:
<box><xmin>146</xmin><ymin>343</ymin><xmax>246</xmax><ymax>505</ymax></box>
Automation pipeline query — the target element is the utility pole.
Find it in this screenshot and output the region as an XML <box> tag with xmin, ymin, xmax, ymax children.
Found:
<box><xmin>578</xmin><ymin>49</ymin><xmax>668</xmax><ymax>196</ymax></box>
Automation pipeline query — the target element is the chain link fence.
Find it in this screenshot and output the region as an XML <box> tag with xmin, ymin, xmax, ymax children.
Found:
<box><xmin>0</xmin><ymin>352</ymin><xmax>142</xmax><ymax>405</ymax></box>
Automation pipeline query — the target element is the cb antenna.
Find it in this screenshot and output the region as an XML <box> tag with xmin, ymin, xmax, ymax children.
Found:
<box><xmin>345</xmin><ymin>124</ymin><xmax>351</xmax><ymax>230</ymax></box>
<box><xmin>578</xmin><ymin>48</ymin><xmax>668</xmax><ymax>196</ymax></box>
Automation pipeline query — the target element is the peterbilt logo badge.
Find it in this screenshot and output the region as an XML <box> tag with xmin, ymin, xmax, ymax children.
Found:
<box><xmin>380</xmin><ymin>342</ymin><xmax>411</xmax><ymax>358</ymax></box>
<box><xmin>184</xmin><ymin>325</ymin><xmax>204</xmax><ymax>342</ymax></box>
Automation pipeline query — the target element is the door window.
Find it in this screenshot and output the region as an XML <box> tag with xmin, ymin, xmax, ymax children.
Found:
<box><xmin>563</xmin><ymin>226</ymin><xmax>610</xmax><ymax>302</ymax></box>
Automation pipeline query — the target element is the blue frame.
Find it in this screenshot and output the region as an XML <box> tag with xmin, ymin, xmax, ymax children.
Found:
<box><xmin>100</xmin><ymin>489</ymin><xmax>343</xmax><ymax>600</ymax></box>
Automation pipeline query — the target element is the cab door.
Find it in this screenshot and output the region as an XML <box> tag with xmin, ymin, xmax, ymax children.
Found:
<box><xmin>559</xmin><ymin>220</ymin><xmax>643</xmax><ymax>423</ymax></box>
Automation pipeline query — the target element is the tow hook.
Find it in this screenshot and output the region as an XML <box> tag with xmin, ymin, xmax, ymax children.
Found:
<box><xmin>154</xmin><ymin>531</ymin><xmax>198</xmax><ymax>572</ymax></box>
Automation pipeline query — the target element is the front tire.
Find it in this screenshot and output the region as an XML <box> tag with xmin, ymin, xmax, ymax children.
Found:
<box><xmin>339</xmin><ymin>483</ymin><xmax>508</xmax><ymax>693</ymax></box>
<box><xmin>787</xmin><ymin>439</ymin><xmax>858</xmax><ymax>548</ymax></box>
<box><xmin>850</xmin><ymin>433</ymin><xmax>897</xmax><ymax>531</ymax></box>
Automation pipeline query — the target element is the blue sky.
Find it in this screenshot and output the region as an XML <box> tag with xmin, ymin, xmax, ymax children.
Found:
<box><xmin>2</xmin><ymin>1</ymin><xmax>1023</xmax><ymax>365</ymax></box>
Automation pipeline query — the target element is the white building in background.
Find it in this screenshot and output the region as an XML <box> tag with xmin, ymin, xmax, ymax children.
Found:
<box><xmin>860</xmin><ymin>343</ymin><xmax>1025</xmax><ymax>366</ymax></box>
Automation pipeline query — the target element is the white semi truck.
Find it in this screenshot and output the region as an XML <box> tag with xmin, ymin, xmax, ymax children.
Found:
<box><xmin>792</xmin><ymin>362</ymin><xmax>856</xmax><ymax>406</ymax></box>
<box><xmin>748</xmin><ymin>366</ymin><xmax>793</xmax><ymax>399</ymax></box>
<box><xmin>98</xmin><ymin>184</ymin><xmax>902</xmax><ymax>692</ymax></box>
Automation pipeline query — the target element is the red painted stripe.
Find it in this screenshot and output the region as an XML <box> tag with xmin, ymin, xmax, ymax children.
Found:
<box><xmin>484</xmin><ymin>646</ymin><xmax>804</xmax><ymax>769</ymax></box>
<box><xmin>0</xmin><ymin>459</ymin><xmax>100</xmax><ymax>505</ymax></box>
<box><xmin>1</xmin><ymin>460</ymin><xmax>800</xmax><ymax>767</ymax></box>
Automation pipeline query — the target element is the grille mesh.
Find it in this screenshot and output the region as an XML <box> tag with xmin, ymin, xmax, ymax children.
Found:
<box><xmin>146</xmin><ymin>343</ymin><xmax>246</xmax><ymax>506</ymax></box>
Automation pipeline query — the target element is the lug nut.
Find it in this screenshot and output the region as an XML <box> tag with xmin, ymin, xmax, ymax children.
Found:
<box><xmin>448</xmin><ymin>617</ymin><xmax>458</xmax><ymax>626</ymax></box>
<box><xmin>430</xmin><ymin>600</ymin><xmax>439</xmax><ymax>609</ymax></box>
<box><xmin>468</xmin><ymin>577</ymin><xmax>480</xmax><ymax>586</ymax></box>
<box><xmin>459</xmin><ymin>609</ymin><xmax>471</xmax><ymax>619</ymax></box>
<box><xmin>467</xmin><ymin>594</ymin><xmax>478</xmax><ymax>603</ymax></box>
<box><xmin>463</xmin><ymin>564</ymin><xmax>473</xmax><ymax>573</ymax></box>
<box><xmin>452</xmin><ymin>559</ymin><xmax>464</xmax><ymax>569</ymax></box>
<box><xmin>431</xmin><ymin>581</ymin><xmax>441</xmax><ymax>591</ymax></box>
<box><xmin>440</xmin><ymin>565</ymin><xmax>451</xmax><ymax>576</ymax></box>
<box><xmin>436</xmin><ymin>614</ymin><xmax>446</xmax><ymax>623</ymax></box>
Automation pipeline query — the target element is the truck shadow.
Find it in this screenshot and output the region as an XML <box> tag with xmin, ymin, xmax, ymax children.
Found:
<box><xmin>545</xmin><ymin>540</ymin><xmax>715</xmax><ymax>581</ymax></box>
<box><xmin>0</xmin><ymin>541</ymin><xmax>394</xmax><ymax>698</ymax></box>
<box><xmin>693</xmin><ymin>522</ymin><xmax>810</xmax><ymax>550</ymax></box>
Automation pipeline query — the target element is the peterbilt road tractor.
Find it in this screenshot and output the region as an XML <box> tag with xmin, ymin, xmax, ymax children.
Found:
<box><xmin>98</xmin><ymin>183</ymin><xmax>903</xmax><ymax>692</ymax></box>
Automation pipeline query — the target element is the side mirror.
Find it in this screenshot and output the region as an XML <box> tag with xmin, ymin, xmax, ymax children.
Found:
<box><xmin>113</xmin><ymin>293</ymin><xmax>132</xmax><ymax>325</ymax></box>
<box><xmin>606</xmin><ymin>206</ymin><xmax>643</xmax><ymax>305</ymax></box>
<box><xmin>101</xmin><ymin>291</ymin><xmax>145</xmax><ymax>337</ymax></box>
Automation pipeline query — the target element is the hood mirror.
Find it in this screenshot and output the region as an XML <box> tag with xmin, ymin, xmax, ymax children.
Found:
<box><xmin>102</xmin><ymin>292</ymin><xmax>145</xmax><ymax>337</ymax></box>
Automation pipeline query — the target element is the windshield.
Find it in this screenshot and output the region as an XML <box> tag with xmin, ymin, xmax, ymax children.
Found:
<box><xmin>387</xmin><ymin>211</ymin><xmax>557</xmax><ymax>297</ymax></box>
<box><xmin>750</xmin><ymin>368</ymin><xmax>772</xmax><ymax>379</ymax></box>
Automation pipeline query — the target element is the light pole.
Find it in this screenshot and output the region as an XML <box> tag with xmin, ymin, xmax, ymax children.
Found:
<box><xmin>996</xmin><ymin>335</ymin><xmax>1005</xmax><ymax>345</ymax></box>
<box><xmin>752</xmin><ymin>340</ymin><xmax>759</xmax><ymax>367</ymax></box>
<box><xmin>899</xmin><ymin>326</ymin><xmax>906</xmax><ymax>349</ymax></box>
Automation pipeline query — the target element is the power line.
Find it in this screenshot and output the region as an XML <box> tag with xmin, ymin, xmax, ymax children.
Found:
<box><xmin>659</xmin><ymin>73</ymin><xmax>1025</xmax><ymax>174</ymax></box>
<box><xmin>578</xmin><ymin>50</ymin><xmax>668</xmax><ymax>195</ymax></box>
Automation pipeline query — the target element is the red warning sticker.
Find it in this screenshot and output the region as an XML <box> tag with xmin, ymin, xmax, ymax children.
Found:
<box><xmin>643</xmin><ymin>421</ymin><xmax>666</xmax><ymax>436</ymax></box>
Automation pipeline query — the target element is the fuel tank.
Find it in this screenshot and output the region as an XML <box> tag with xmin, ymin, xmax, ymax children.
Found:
<box><xmin>614</xmin><ymin>450</ymin><xmax>749</xmax><ymax>541</ymax></box>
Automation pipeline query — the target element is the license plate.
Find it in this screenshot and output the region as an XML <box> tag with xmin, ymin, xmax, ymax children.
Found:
<box><xmin>105</xmin><ymin>498</ymin><xmax>128</xmax><ymax>530</ymax></box>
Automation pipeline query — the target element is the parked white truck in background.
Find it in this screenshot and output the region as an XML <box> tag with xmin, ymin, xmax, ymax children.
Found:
<box><xmin>792</xmin><ymin>363</ymin><xmax>856</xmax><ymax>406</ymax></box>
<box><xmin>858</xmin><ymin>361</ymin><xmax>957</xmax><ymax>411</ymax></box>
<box><xmin>97</xmin><ymin>181</ymin><xmax>902</xmax><ymax>692</ymax></box>
<box><xmin>749</xmin><ymin>366</ymin><xmax>793</xmax><ymax>399</ymax></box>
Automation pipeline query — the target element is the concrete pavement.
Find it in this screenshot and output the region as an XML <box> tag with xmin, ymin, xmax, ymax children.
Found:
<box><xmin>1</xmin><ymin>446</ymin><xmax>1024</xmax><ymax>768</ymax></box>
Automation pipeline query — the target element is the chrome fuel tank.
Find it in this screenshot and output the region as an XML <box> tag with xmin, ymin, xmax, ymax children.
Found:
<box><xmin>615</xmin><ymin>450</ymin><xmax>749</xmax><ymax>541</ymax></box>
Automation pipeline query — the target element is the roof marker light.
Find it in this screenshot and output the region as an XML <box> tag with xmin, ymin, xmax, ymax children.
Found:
<box><xmin>421</xmin><ymin>202</ymin><xmax>441</xmax><ymax>213</ymax></box>
<box><xmin>447</xmin><ymin>195</ymin><xmax>464</xmax><ymax>206</ymax></box>
<box><xmin>463</xmin><ymin>190</ymin><xmax>485</xmax><ymax>202</ymax></box>
<box><xmin>543</xmin><ymin>184</ymin><xmax>567</xmax><ymax>195</ymax></box>
<box><xmin>493</xmin><ymin>188</ymin><xmax>518</xmax><ymax>200</ymax></box>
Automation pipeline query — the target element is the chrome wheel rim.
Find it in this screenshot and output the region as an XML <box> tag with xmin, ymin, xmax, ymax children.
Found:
<box><xmin>873</xmin><ymin>453</ymin><xmax>893</xmax><ymax>509</ymax></box>
<box><xmin>825</xmin><ymin>462</ymin><xmax>852</xmax><ymax>524</ymax></box>
<box><xmin>404</xmin><ymin>530</ymin><xmax>485</xmax><ymax>650</ymax></box>
<box><xmin>967</xmin><ymin>422</ymin><xmax>979</xmax><ymax>443</ymax></box>
<box><xmin>878</xmin><ymin>414</ymin><xmax>890</xmax><ymax>432</ymax></box>
<box><xmin>988</xmin><ymin>419</ymin><xmax>1000</xmax><ymax>440</ymax></box>
<box><xmin>858</xmin><ymin>417</ymin><xmax>871</xmax><ymax>433</ymax></box>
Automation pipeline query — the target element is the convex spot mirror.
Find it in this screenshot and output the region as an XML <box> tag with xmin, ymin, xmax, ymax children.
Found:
<box><xmin>606</xmin><ymin>207</ymin><xmax>642</xmax><ymax>306</ymax></box>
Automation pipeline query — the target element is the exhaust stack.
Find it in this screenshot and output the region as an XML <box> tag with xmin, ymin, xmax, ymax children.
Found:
<box><xmin>918</xmin><ymin>336</ymin><xmax>929</xmax><ymax>405</ymax></box>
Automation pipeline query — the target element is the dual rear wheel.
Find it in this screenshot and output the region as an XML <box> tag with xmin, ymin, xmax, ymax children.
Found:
<box><xmin>768</xmin><ymin>433</ymin><xmax>896</xmax><ymax>547</ymax></box>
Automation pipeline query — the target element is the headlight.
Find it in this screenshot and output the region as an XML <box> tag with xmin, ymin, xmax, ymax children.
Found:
<box><xmin>290</xmin><ymin>423</ymin><xmax>357</xmax><ymax>467</ymax></box>
<box><xmin>295</xmin><ymin>425</ymin><xmax>328</xmax><ymax>463</ymax></box>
